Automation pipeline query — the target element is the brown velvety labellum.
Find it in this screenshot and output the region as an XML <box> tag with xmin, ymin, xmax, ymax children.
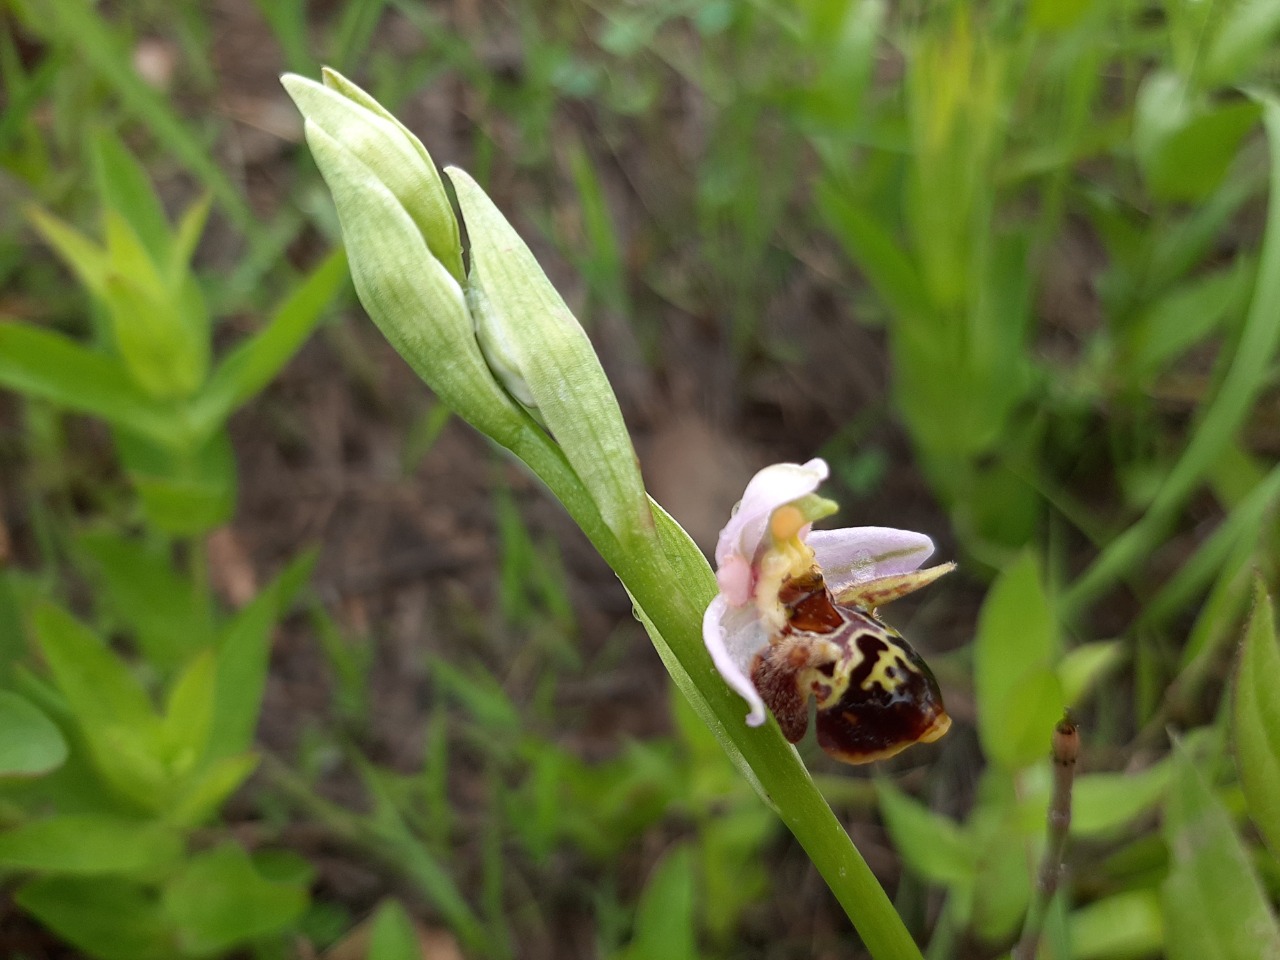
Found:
<box><xmin>778</xmin><ymin>571</ymin><xmax>844</xmax><ymax>632</ymax></box>
<box><xmin>814</xmin><ymin>628</ymin><xmax>950</xmax><ymax>764</ymax></box>
<box><xmin>761</xmin><ymin>571</ymin><xmax>951</xmax><ymax>765</ymax></box>
<box><xmin>752</xmin><ymin>649</ymin><xmax>810</xmax><ymax>743</ymax></box>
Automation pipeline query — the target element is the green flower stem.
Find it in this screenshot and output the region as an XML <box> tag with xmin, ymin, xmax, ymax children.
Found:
<box><xmin>505</xmin><ymin>430</ymin><xmax>924</xmax><ymax>960</ymax></box>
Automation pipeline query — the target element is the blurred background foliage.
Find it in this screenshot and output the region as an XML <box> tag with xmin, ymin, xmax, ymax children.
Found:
<box><xmin>1</xmin><ymin>0</ymin><xmax>1279</xmax><ymax>958</ymax></box>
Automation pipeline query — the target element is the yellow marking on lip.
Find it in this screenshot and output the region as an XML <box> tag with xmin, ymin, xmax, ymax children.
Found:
<box><xmin>918</xmin><ymin>712</ymin><xmax>952</xmax><ymax>743</ymax></box>
<box><xmin>798</xmin><ymin>632</ymin><xmax>866</xmax><ymax>711</ymax></box>
<box><xmin>860</xmin><ymin>640</ymin><xmax>914</xmax><ymax>693</ymax></box>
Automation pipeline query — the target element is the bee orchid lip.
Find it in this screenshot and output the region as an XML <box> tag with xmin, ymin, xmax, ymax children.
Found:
<box><xmin>702</xmin><ymin>458</ymin><xmax>953</xmax><ymax>761</ymax></box>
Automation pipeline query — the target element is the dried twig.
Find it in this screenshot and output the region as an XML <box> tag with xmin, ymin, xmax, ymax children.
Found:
<box><xmin>1013</xmin><ymin>713</ymin><xmax>1080</xmax><ymax>960</ymax></box>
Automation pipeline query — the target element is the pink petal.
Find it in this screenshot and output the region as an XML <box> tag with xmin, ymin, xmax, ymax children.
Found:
<box><xmin>714</xmin><ymin>459</ymin><xmax>829</xmax><ymax>570</ymax></box>
<box><xmin>808</xmin><ymin>526</ymin><xmax>935</xmax><ymax>596</ymax></box>
<box><xmin>715</xmin><ymin>555</ymin><xmax>753</xmax><ymax>607</ymax></box>
<box><xmin>702</xmin><ymin>595</ymin><xmax>769</xmax><ymax>726</ymax></box>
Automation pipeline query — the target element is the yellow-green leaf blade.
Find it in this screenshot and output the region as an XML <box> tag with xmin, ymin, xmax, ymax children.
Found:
<box><xmin>1161</xmin><ymin>743</ymin><xmax>1280</xmax><ymax>960</ymax></box>
<box><xmin>1233</xmin><ymin>580</ymin><xmax>1280</xmax><ymax>857</ymax></box>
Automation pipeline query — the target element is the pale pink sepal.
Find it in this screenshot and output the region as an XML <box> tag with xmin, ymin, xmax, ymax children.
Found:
<box><xmin>713</xmin><ymin>458</ymin><xmax>829</xmax><ymax>573</ymax></box>
<box><xmin>808</xmin><ymin>526</ymin><xmax>935</xmax><ymax>597</ymax></box>
<box><xmin>702</xmin><ymin>595</ymin><xmax>769</xmax><ymax>726</ymax></box>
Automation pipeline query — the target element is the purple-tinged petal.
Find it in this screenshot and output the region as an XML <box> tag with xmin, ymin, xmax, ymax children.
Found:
<box><xmin>714</xmin><ymin>459</ymin><xmax>829</xmax><ymax>570</ymax></box>
<box><xmin>702</xmin><ymin>595</ymin><xmax>770</xmax><ymax>726</ymax></box>
<box><xmin>808</xmin><ymin>527</ymin><xmax>935</xmax><ymax>596</ymax></box>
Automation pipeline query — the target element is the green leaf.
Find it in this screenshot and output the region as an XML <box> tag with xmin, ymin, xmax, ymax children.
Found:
<box><xmin>429</xmin><ymin>657</ymin><xmax>522</xmax><ymax>733</ymax></box>
<box><xmin>0</xmin><ymin>570</ymin><xmax>24</xmax><ymax>685</ymax></box>
<box><xmin>251</xmin><ymin>0</ymin><xmax>309</xmax><ymax>72</ymax></box>
<box><xmin>77</xmin><ymin>530</ymin><xmax>211</xmax><ymax>670</ymax></box>
<box><xmin>118</xmin><ymin>428</ymin><xmax>237</xmax><ymax>536</ymax></box>
<box><xmin>192</xmin><ymin>248</ymin><xmax>347</xmax><ymax>438</ymax></box>
<box><xmin>1074</xmin><ymin>767</ymin><xmax>1171</xmax><ymax>839</ymax></box>
<box><xmin>16</xmin><ymin>876</ymin><xmax>175</xmax><ymax>960</ymax></box>
<box><xmin>367</xmin><ymin>900</ymin><xmax>424</xmax><ymax>960</ymax></box>
<box><xmin>974</xmin><ymin>554</ymin><xmax>1064</xmax><ymax>768</ymax></box>
<box><xmin>33</xmin><ymin>603</ymin><xmax>174</xmax><ymax>808</ymax></box>
<box><xmin>94</xmin><ymin>724</ymin><xmax>171</xmax><ymax>811</ymax></box>
<box><xmin>101</xmin><ymin>206</ymin><xmax>166</xmax><ymax>296</ymax></box>
<box><xmin>166</xmin><ymin>753</ymin><xmax>259</xmax><ymax>829</ymax></box>
<box><xmin>93</xmin><ymin>132</ymin><xmax>171</xmax><ymax>266</ymax></box>
<box><xmin>1203</xmin><ymin>0</ymin><xmax>1280</xmax><ymax>87</ymax></box>
<box><xmin>1120</xmin><ymin>262</ymin><xmax>1253</xmax><ymax>383</ymax></box>
<box><xmin>616</xmin><ymin>844</ymin><xmax>700</xmax><ymax>960</ymax></box>
<box><xmin>0</xmin><ymin>815</ymin><xmax>182</xmax><ymax>875</ymax></box>
<box><xmin>352</xmin><ymin>759</ymin><xmax>487</xmax><ymax>952</ymax></box>
<box><xmin>170</xmin><ymin>193</ymin><xmax>213</xmax><ymax>286</ymax></box>
<box><xmin>33</xmin><ymin>603</ymin><xmax>156</xmax><ymax>737</ymax></box>
<box><xmin>252</xmin><ymin>847</ymin><xmax>316</xmax><ymax>886</ymax></box>
<box><xmin>160</xmin><ymin>651</ymin><xmax>216</xmax><ymax>777</ymax></box>
<box><xmin>0</xmin><ymin>691</ymin><xmax>68</xmax><ymax>778</ymax></box>
<box><xmin>875</xmin><ymin>780</ymin><xmax>974</xmax><ymax>886</ymax></box>
<box><xmin>1233</xmin><ymin>580</ymin><xmax>1280</xmax><ymax>858</ymax></box>
<box><xmin>1133</xmin><ymin>73</ymin><xmax>1261</xmax><ymax>202</ymax></box>
<box><xmin>1143</xmin><ymin>461</ymin><xmax>1280</xmax><ymax>631</ymax></box>
<box><xmin>102</xmin><ymin>274</ymin><xmax>204</xmax><ymax>400</ymax></box>
<box><xmin>206</xmin><ymin>550</ymin><xmax>316</xmax><ymax>761</ymax></box>
<box><xmin>1161</xmin><ymin>742</ymin><xmax>1280</xmax><ymax>960</ymax></box>
<box><xmin>1028</xmin><ymin>0</ymin><xmax>1097</xmax><ymax>30</ymax></box>
<box><xmin>1058</xmin><ymin>640</ymin><xmax>1125</xmax><ymax>706</ymax></box>
<box><xmin>697</xmin><ymin>805</ymin><xmax>772</xmax><ymax>942</ymax></box>
<box><xmin>162</xmin><ymin>842</ymin><xmax>309</xmax><ymax>954</ymax></box>
<box><xmin>816</xmin><ymin>176</ymin><xmax>931</xmax><ymax>329</ymax></box>
<box><xmin>26</xmin><ymin>204</ymin><xmax>111</xmax><ymax>296</ymax></box>
<box><xmin>1069</xmin><ymin>889</ymin><xmax>1164</xmax><ymax>960</ymax></box>
<box><xmin>0</xmin><ymin>323</ymin><xmax>173</xmax><ymax>446</ymax></box>
<box><xmin>100</xmin><ymin>230</ymin><xmax>206</xmax><ymax>400</ymax></box>
<box><xmin>968</xmin><ymin>773</ymin><xmax>1032</xmax><ymax>942</ymax></box>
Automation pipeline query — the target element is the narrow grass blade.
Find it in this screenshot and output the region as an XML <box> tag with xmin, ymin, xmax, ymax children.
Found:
<box><xmin>1233</xmin><ymin>580</ymin><xmax>1280</xmax><ymax>858</ymax></box>
<box><xmin>1141</xmin><ymin>462</ymin><xmax>1280</xmax><ymax>627</ymax></box>
<box><xmin>40</xmin><ymin>0</ymin><xmax>252</xmax><ymax>229</ymax></box>
<box><xmin>1066</xmin><ymin>95</ymin><xmax>1280</xmax><ymax>616</ymax></box>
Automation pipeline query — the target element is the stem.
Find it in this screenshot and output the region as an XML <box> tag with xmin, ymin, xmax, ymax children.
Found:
<box><xmin>623</xmin><ymin>552</ymin><xmax>923</xmax><ymax>959</ymax></box>
<box><xmin>1013</xmin><ymin>715</ymin><xmax>1079</xmax><ymax>960</ymax></box>
<box><xmin>505</xmin><ymin>431</ymin><xmax>925</xmax><ymax>960</ymax></box>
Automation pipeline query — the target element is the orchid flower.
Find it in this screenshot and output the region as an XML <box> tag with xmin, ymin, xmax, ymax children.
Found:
<box><xmin>288</xmin><ymin>70</ymin><xmax>940</xmax><ymax>956</ymax></box>
<box><xmin>703</xmin><ymin>458</ymin><xmax>953</xmax><ymax>763</ymax></box>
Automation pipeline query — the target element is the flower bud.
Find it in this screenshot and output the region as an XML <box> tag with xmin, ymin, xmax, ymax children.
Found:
<box><xmin>447</xmin><ymin>168</ymin><xmax>652</xmax><ymax>544</ymax></box>
<box><xmin>287</xmin><ymin>71</ymin><xmax>464</xmax><ymax>283</ymax></box>
<box><xmin>282</xmin><ymin>73</ymin><xmax>527</xmax><ymax>445</ymax></box>
<box><xmin>285</xmin><ymin>70</ymin><xmax>654</xmax><ymax>547</ymax></box>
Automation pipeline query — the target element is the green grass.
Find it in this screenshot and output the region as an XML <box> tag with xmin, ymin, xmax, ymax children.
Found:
<box><xmin>1</xmin><ymin>0</ymin><xmax>1279</xmax><ymax>958</ymax></box>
